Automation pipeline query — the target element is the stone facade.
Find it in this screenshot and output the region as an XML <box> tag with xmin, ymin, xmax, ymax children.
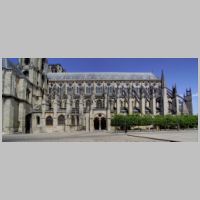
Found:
<box><xmin>2</xmin><ymin>58</ymin><xmax>48</xmax><ymax>133</ymax></box>
<box><xmin>2</xmin><ymin>58</ymin><xmax>193</xmax><ymax>134</ymax></box>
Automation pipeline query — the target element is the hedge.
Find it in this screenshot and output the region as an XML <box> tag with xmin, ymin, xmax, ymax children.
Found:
<box><xmin>111</xmin><ymin>114</ymin><xmax>198</xmax><ymax>130</ymax></box>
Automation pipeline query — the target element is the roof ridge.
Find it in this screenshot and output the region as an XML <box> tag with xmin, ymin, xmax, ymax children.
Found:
<box><xmin>48</xmin><ymin>72</ymin><xmax>155</xmax><ymax>74</ymax></box>
<box><xmin>47</xmin><ymin>72</ymin><xmax>159</xmax><ymax>81</ymax></box>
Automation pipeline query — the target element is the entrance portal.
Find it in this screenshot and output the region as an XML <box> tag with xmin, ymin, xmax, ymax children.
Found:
<box><xmin>94</xmin><ymin>116</ymin><xmax>107</xmax><ymax>131</ymax></box>
<box><xmin>101</xmin><ymin>117</ymin><xmax>106</xmax><ymax>130</ymax></box>
<box><xmin>94</xmin><ymin>117</ymin><xmax>99</xmax><ymax>130</ymax></box>
<box><xmin>25</xmin><ymin>114</ymin><xmax>32</xmax><ymax>133</ymax></box>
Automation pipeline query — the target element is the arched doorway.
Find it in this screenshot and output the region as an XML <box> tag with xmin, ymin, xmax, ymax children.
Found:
<box><xmin>46</xmin><ymin>116</ymin><xmax>53</xmax><ymax>126</ymax></box>
<box><xmin>58</xmin><ymin>115</ymin><xmax>65</xmax><ymax>125</ymax></box>
<box><xmin>94</xmin><ymin>117</ymin><xmax>99</xmax><ymax>130</ymax></box>
<box><xmin>101</xmin><ymin>117</ymin><xmax>106</xmax><ymax>130</ymax></box>
<box><xmin>25</xmin><ymin>114</ymin><xmax>32</xmax><ymax>133</ymax></box>
<box><xmin>94</xmin><ymin>115</ymin><xmax>107</xmax><ymax>131</ymax></box>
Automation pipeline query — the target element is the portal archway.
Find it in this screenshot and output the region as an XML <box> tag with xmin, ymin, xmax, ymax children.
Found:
<box><xmin>25</xmin><ymin>114</ymin><xmax>32</xmax><ymax>133</ymax></box>
<box><xmin>101</xmin><ymin>117</ymin><xmax>106</xmax><ymax>130</ymax></box>
<box><xmin>93</xmin><ymin>115</ymin><xmax>107</xmax><ymax>131</ymax></box>
<box><xmin>94</xmin><ymin>117</ymin><xmax>99</xmax><ymax>130</ymax></box>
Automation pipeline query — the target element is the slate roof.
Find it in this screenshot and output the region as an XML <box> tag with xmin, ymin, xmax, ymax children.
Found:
<box><xmin>47</xmin><ymin>72</ymin><xmax>159</xmax><ymax>81</ymax></box>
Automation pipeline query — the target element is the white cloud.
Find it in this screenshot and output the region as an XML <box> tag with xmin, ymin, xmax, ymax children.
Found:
<box><xmin>192</xmin><ymin>93</ymin><xmax>198</xmax><ymax>97</ymax></box>
<box><xmin>179</xmin><ymin>93</ymin><xmax>198</xmax><ymax>98</ymax></box>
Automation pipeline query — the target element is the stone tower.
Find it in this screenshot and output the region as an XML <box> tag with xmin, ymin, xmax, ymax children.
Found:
<box><xmin>172</xmin><ymin>84</ymin><xmax>180</xmax><ymax>115</ymax></box>
<box><xmin>18</xmin><ymin>58</ymin><xmax>48</xmax><ymax>133</ymax></box>
<box><xmin>19</xmin><ymin>58</ymin><xmax>48</xmax><ymax>106</ymax></box>
<box><xmin>184</xmin><ymin>88</ymin><xmax>193</xmax><ymax>115</ymax></box>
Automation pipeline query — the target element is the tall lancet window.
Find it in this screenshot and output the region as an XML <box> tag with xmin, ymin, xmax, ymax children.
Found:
<box><xmin>75</xmin><ymin>100</ymin><xmax>79</xmax><ymax>108</ymax></box>
<box><xmin>86</xmin><ymin>87</ymin><xmax>91</xmax><ymax>94</ymax></box>
<box><xmin>97</xmin><ymin>99</ymin><xmax>103</xmax><ymax>108</ymax></box>
<box><xmin>86</xmin><ymin>99</ymin><xmax>91</xmax><ymax>110</ymax></box>
<box><xmin>46</xmin><ymin>116</ymin><xmax>53</xmax><ymax>126</ymax></box>
<box><xmin>96</xmin><ymin>84</ymin><xmax>102</xmax><ymax>94</ymax></box>
<box><xmin>109</xmin><ymin>86</ymin><xmax>113</xmax><ymax>94</ymax></box>
<box><xmin>58</xmin><ymin>115</ymin><xmax>65</xmax><ymax>125</ymax></box>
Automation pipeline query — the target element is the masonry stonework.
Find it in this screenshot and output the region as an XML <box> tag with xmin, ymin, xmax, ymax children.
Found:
<box><xmin>2</xmin><ymin>58</ymin><xmax>193</xmax><ymax>134</ymax></box>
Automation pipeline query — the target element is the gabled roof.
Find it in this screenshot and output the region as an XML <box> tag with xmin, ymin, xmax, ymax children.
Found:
<box><xmin>47</xmin><ymin>72</ymin><xmax>159</xmax><ymax>81</ymax></box>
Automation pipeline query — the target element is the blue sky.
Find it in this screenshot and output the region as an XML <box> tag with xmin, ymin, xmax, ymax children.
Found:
<box><xmin>8</xmin><ymin>58</ymin><xmax>198</xmax><ymax>114</ymax></box>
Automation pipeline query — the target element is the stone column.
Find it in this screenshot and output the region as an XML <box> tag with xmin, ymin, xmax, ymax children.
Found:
<box><xmin>41</xmin><ymin>99</ymin><xmax>46</xmax><ymax>133</ymax></box>
<box><xmin>79</xmin><ymin>96</ymin><xmax>84</xmax><ymax>128</ymax></box>
<box><xmin>38</xmin><ymin>73</ymin><xmax>41</xmax><ymax>87</ymax></box>
<box><xmin>89</xmin><ymin>110</ymin><xmax>94</xmax><ymax>132</ymax></box>
<box><xmin>18</xmin><ymin>102</ymin><xmax>26</xmax><ymax>133</ymax></box>
<box><xmin>3</xmin><ymin>99</ymin><xmax>13</xmax><ymax>133</ymax></box>
<box><xmin>140</xmin><ymin>97</ymin><xmax>145</xmax><ymax>115</ymax></box>
<box><xmin>104</xmin><ymin>93</ymin><xmax>108</xmax><ymax>108</ymax></box>
<box><xmin>65</xmin><ymin>97</ymin><xmax>71</xmax><ymax>132</ymax></box>
<box><xmin>176</xmin><ymin>96</ymin><xmax>180</xmax><ymax>115</ymax></box>
<box><xmin>162</xmin><ymin>87</ymin><xmax>168</xmax><ymax>115</ymax></box>
<box><xmin>89</xmin><ymin>96</ymin><xmax>95</xmax><ymax>132</ymax></box>
<box><xmin>64</xmin><ymin>116</ymin><xmax>69</xmax><ymax>132</ymax></box>
<box><xmin>93</xmin><ymin>82</ymin><xmax>96</xmax><ymax>95</ymax></box>
<box><xmin>117</xmin><ymin>98</ymin><xmax>120</xmax><ymax>114</ymax></box>
<box><xmin>53</xmin><ymin>95</ymin><xmax>58</xmax><ymax>129</ymax></box>
<box><xmin>128</xmin><ymin>98</ymin><xmax>133</xmax><ymax>115</ymax></box>
<box><xmin>79</xmin><ymin>97</ymin><xmax>83</xmax><ymax>113</ymax></box>
<box><xmin>85</xmin><ymin>112</ymin><xmax>89</xmax><ymax>132</ymax></box>
<box><xmin>107</xmin><ymin>98</ymin><xmax>111</xmax><ymax>132</ymax></box>
<box><xmin>150</xmin><ymin>90</ymin><xmax>156</xmax><ymax>115</ymax></box>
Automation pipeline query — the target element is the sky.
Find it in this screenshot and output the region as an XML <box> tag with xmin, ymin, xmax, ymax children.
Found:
<box><xmin>8</xmin><ymin>58</ymin><xmax>198</xmax><ymax>114</ymax></box>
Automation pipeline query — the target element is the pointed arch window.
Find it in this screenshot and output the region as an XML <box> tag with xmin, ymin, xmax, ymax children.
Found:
<box><xmin>58</xmin><ymin>115</ymin><xmax>65</xmax><ymax>125</ymax></box>
<box><xmin>86</xmin><ymin>87</ymin><xmax>91</xmax><ymax>94</ymax></box>
<box><xmin>36</xmin><ymin>116</ymin><xmax>40</xmax><ymax>125</ymax></box>
<box><xmin>96</xmin><ymin>99</ymin><xmax>103</xmax><ymax>108</ymax></box>
<box><xmin>75</xmin><ymin>100</ymin><xmax>79</xmax><ymax>108</ymax></box>
<box><xmin>24</xmin><ymin>58</ymin><xmax>30</xmax><ymax>65</ymax></box>
<box><xmin>46</xmin><ymin>116</ymin><xmax>53</xmax><ymax>126</ymax></box>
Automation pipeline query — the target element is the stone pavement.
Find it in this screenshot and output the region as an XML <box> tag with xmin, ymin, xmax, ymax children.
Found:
<box><xmin>127</xmin><ymin>129</ymin><xmax>198</xmax><ymax>142</ymax></box>
<box><xmin>2</xmin><ymin>132</ymin><xmax>159</xmax><ymax>142</ymax></box>
<box><xmin>2</xmin><ymin>129</ymin><xmax>198</xmax><ymax>142</ymax></box>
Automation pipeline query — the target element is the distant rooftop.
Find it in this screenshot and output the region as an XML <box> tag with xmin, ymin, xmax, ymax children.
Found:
<box><xmin>47</xmin><ymin>72</ymin><xmax>159</xmax><ymax>81</ymax></box>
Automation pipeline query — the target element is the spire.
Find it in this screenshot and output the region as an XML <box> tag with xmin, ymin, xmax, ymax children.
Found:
<box><xmin>161</xmin><ymin>70</ymin><xmax>165</xmax><ymax>88</ymax></box>
<box><xmin>186</xmin><ymin>88</ymin><xmax>192</xmax><ymax>96</ymax></box>
<box><xmin>174</xmin><ymin>84</ymin><xmax>177</xmax><ymax>94</ymax></box>
<box><xmin>172</xmin><ymin>84</ymin><xmax>177</xmax><ymax>97</ymax></box>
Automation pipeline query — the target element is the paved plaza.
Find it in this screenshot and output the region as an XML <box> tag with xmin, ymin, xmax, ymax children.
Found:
<box><xmin>127</xmin><ymin>129</ymin><xmax>198</xmax><ymax>142</ymax></box>
<box><xmin>2</xmin><ymin>130</ymin><xmax>198</xmax><ymax>142</ymax></box>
